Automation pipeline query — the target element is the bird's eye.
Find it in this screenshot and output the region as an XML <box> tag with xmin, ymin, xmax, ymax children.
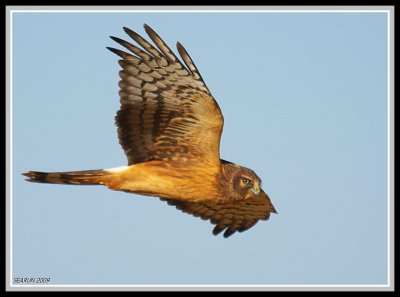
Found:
<box><xmin>241</xmin><ymin>177</ymin><xmax>250</xmax><ymax>185</ymax></box>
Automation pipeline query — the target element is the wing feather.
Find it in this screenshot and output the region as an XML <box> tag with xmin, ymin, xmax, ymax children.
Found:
<box><xmin>177</xmin><ymin>41</ymin><xmax>208</xmax><ymax>89</ymax></box>
<box><xmin>108</xmin><ymin>24</ymin><xmax>223</xmax><ymax>166</ymax></box>
<box><xmin>144</xmin><ymin>24</ymin><xmax>180</xmax><ymax>63</ymax></box>
<box><xmin>162</xmin><ymin>190</ymin><xmax>277</xmax><ymax>238</ymax></box>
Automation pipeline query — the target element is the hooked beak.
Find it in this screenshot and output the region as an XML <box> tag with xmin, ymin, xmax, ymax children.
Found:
<box><xmin>250</xmin><ymin>183</ymin><xmax>261</xmax><ymax>196</ymax></box>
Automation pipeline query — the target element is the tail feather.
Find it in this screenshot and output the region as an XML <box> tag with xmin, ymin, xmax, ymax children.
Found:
<box><xmin>22</xmin><ymin>169</ymin><xmax>111</xmax><ymax>185</ymax></box>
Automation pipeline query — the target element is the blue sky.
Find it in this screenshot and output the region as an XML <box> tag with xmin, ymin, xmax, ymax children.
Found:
<box><xmin>11</xmin><ymin>10</ymin><xmax>389</xmax><ymax>286</ymax></box>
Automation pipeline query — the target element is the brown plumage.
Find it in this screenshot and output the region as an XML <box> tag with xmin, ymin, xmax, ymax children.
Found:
<box><xmin>23</xmin><ymin>24</ymin><xmax>276</xmax><ymax>238</ymax></box>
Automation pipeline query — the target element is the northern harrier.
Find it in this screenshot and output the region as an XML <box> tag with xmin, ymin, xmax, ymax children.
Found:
<box><xmin>23</xmin><ymin>24</ymin><xmax>277</xmax><ymax>238</ymax></box>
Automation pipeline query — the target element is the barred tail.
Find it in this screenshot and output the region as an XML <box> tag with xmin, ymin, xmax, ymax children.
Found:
<box><xmin>22</xmin><ymin>169</ymin><xmax>112</xmax><ymax>185</ymax></box>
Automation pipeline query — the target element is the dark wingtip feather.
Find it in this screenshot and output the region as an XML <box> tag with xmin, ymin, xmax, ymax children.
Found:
<box><xmin>176</xmin><ymin>41</ymin><xmax>183</xmax><ymax>50</ymax></box>
<box><xmin>212</xmin><ymin>225</ymin><xmax>226</xmax><ymax>236</ymax></box>
<box><xmin>123</xmin><ymin>26</ymin><xmax>136</xmax><ymax>37</ymax></box>
<box><xmin>223</xmin><ymin>228</ymin><xmax>236</xmax><ymax>238</ymax></box>
<box><xmin>106</xmin><ymin>46</ymin><xmax>128</xmax><ymax>58</ymax></box>
<box><xmin>109</xmin><ymin>36</ymin><xmax>136</xmax><ymax>51</ymax></box>
<box><xmin>109</xmin><ymin>35</ymin><xmax>123</xmax><ymax>43</ymax></box>
<box><xmin>143</xmin><ymin>23</ymin><xmax>151</xmax><ymax>31</ymax></box>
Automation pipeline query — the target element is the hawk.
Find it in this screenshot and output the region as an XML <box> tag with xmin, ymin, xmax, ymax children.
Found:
<box><xmin>23</xmin><ymin>24</ymin><xmax>276</xmax><ymax>238</ymax></box>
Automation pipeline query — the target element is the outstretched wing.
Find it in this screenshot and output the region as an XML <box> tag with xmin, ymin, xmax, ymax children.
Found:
<box><xmin>162</xmin><ymin>190</ymin><xmax>277</xmax><ymax>238</ymax></box>
<box><xmin>107</xmin><ymin>24</ymin><xmax>224</xmax><ymax>167</ymax></box>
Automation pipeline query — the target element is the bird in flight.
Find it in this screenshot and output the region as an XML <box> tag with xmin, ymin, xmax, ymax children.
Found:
<box><xmin>23</xmin><ymin>24</ymin><xmax>276</xmax><ymax>238</ymax></box>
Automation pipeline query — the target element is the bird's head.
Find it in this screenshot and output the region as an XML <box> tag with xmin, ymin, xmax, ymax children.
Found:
<box><xmin>221</xmin><ymin>162</ymin><xmax>262</xmax><ymax>200</ymax></box>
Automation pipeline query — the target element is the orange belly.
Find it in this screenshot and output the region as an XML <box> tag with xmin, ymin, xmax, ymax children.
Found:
<box><xmin>105</xmin><ymin>161</ymin><xmax>223</xmax><ymax>201</ymax></box>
